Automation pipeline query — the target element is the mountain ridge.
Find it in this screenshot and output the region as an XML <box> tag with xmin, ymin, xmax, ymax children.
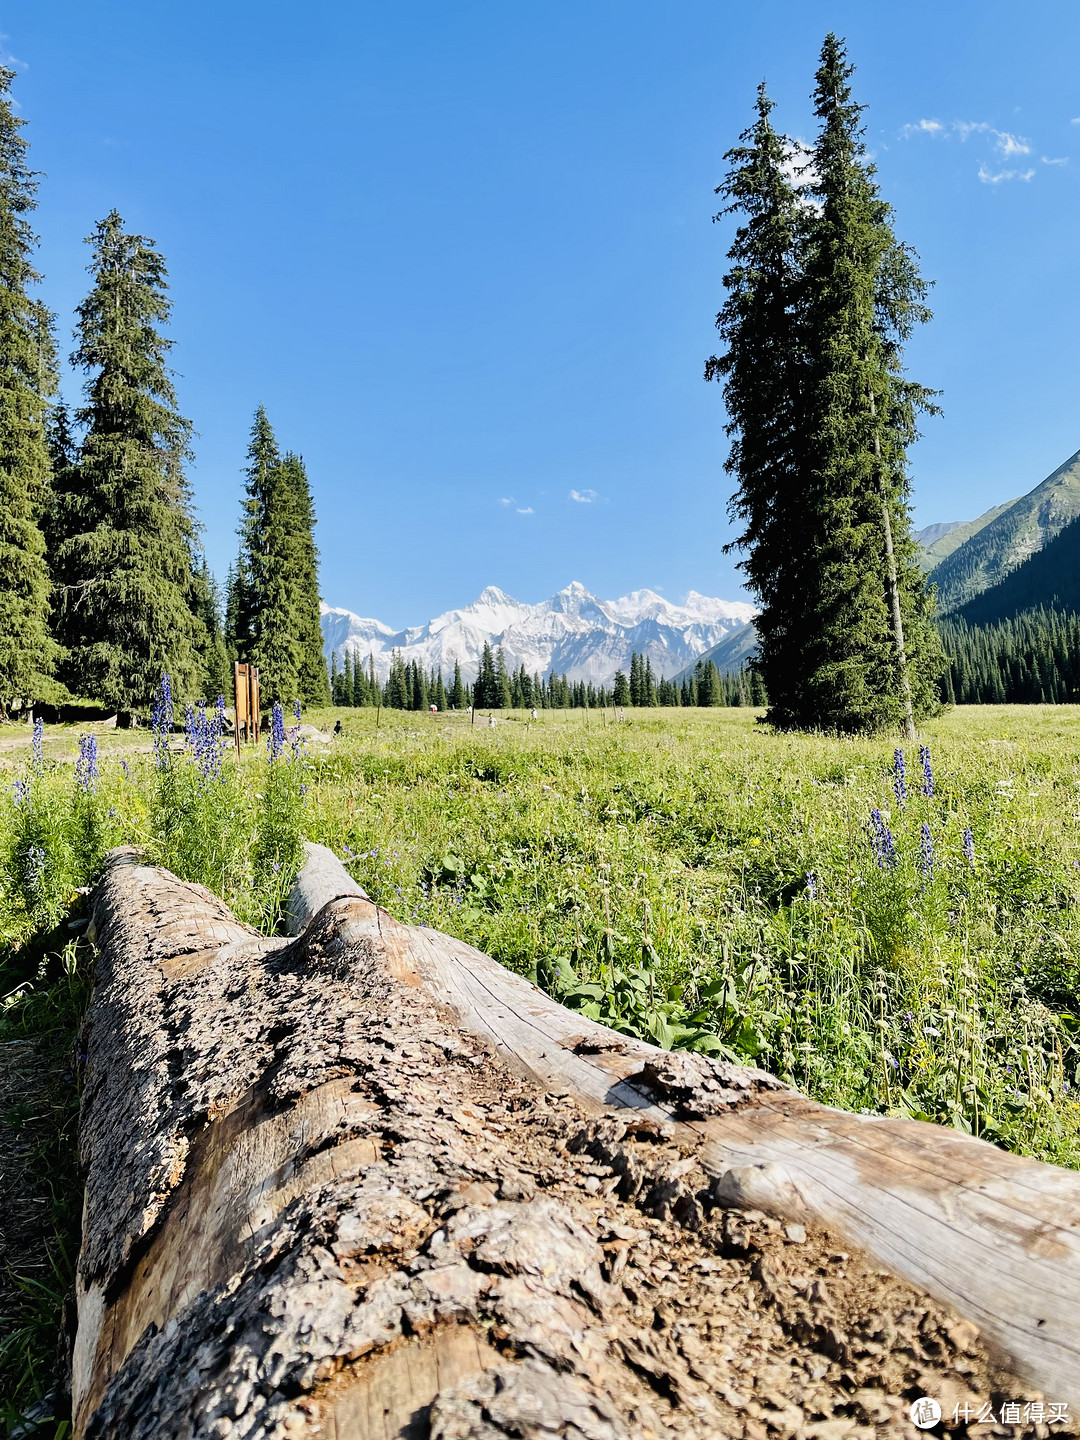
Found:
<box><xmin>929</xmin><ymin>449</ymin><xmax>1080</xmax><ymax>612</ymax></box>
<box><xmin>321</xmin><ymin>583</ymin><xmax>756</xmax><ymax>686</ymax></box>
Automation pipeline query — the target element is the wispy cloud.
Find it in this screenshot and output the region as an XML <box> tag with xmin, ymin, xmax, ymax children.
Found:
<box><xmin>517</xmin><ymin>506</ymin><xmax>534</xmax><ymax>514</ymax></box>
<box><xmin>1042</xmin><ymin>155</ymin><xmax>1069</xmax><ymax>166</ymax></box>
<box><xmin>900</xmin><ymin>119</ymin><xmax>946</xmax><ymax>137</ymax></box>
<box><xmin>978</xmin><ymin>163</ymin><xmax>1035</xmax><ymax>184</ymax></box>
<box><xmin>569</xmin><ymin>488</ymin><xmax>598</xmax><ymax>503</ymax></box>
<box><xmin>901</xmin><ymin>118</ymin><xmax>1044</xmax><ymax>182</ymax></box>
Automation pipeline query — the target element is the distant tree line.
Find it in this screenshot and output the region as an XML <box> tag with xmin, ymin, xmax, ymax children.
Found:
<box><xmin>329</xmin><ymin>646</ymin><xmax>766</xmax><ymax>711</ymax></box>
<box><xmin>938</xmin><ymin>609</ymin><xmax>1080</xmax><ymax>705</ymax></box>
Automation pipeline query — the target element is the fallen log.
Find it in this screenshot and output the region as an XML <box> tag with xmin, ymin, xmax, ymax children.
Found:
<box><xmin>72</xmin><ymin>845</ymin><xmax>1080</xmax><ymax>1437</ymax></box>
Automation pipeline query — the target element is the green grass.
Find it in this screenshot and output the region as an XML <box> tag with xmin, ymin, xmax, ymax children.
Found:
<box><xmin>2</xmin><ymin>701</ymin><xmax>1080</xmax><ymax>1420</ymax></box>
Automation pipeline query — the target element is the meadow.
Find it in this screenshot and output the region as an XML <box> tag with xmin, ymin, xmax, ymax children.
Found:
<box><xmin>3</xmin><ymin>699</ymin><xmax>1080</xmax><ymax>1417</ymax></box>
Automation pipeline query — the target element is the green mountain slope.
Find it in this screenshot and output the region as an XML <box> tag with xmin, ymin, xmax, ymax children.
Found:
<box><xmin>955</xmin><ymin>514</ymin><xmax>1080</xmax><ymax>627</ymax></box>
<box><xmin>670</xmin><ymin>620</ymin><xmax>758</xmax><ymax>681</ymax></box>
<box><xmin>916</xmin><ymin>500</ymin><xmax>1018</xmax><ymax>571</ymax></box>
<box><xmin>930</xmin><ymin>449</ymin><xmax>1080</xmax><ymax>613</ymax></box>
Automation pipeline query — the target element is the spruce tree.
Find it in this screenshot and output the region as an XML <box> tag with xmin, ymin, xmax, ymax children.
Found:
<box><xmin>54</xmin><ymin>211</ymin><xmax>202</xmax><ymax>712</ymax></box>
<box><xmin>244</xmin><ymin>447</ymin><xmax>329</xmax><ymax>706</ymax></box>
<box><xmin>0</xmin><ymin>68</ymin><xmax>58</xmax><ymax>711</ymax></box>
<box><xmin>233</xmin><ymin>405</ymin><xmax>278</xmax><ymax>661</ymax></box>
<box><xmin>797</xmin><ymin>35</ymin><xmax>942</xmax><ymax>734</ymax></box>
<box><xmin>475</xmin><ymin>643</ymin><xmax>497</xmax><ymax>708</ymax></box>
<box><xmin>707</xmin><ymin>84</ymin><xmax>810</xmax><ymax>728</ymax></box>
<box><xmin>193</xmin><ymin>557</ymin><xmax>231</xmax><ymax>698</ymax></box>
<box><xmin>711</xmin><ymin>42</ymin><xmax>943</xmax><ymax>735</ymax></box>
<box><xmin>449</xmin><ymin>661</ymin><xmax>466</xmax><ymax>709</ymax></box>
<box><xmin>352</xmin><ymin>650</ymin><xmax>368</xmax><ymax>706</ymax></box>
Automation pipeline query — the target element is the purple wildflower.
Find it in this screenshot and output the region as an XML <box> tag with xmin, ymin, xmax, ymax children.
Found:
<box><xmin>189</xmin><ymin>700</ymin><xmax>224</xmax><ymax>786</ymax></box>
<box><xmin>119</xmin><ymin>759</ymin><xmax>130</xmax><ymax>781</ymax></box>
<box><xmin>152</xmin><ymin>674</ymin><xmax>173</xmax><ymax>770</ymax></box>
<box><xmin>32</xmin><ymin>715</ymin><xmax>44</xmax><ymax>772</ymax></box>
<box><xmin>869</xmin><ymin>809</ymin><xmax>897</xmax><ymax>870</ymax></box>
<box><xmin>920</xmin><ymin>822</ymin><xmax>934</xmax><ymax>880</ymax></box>
<box><xmin>184</xmin><ymin>704</ymin><xmax>196</xmax><ymax>749</ymax></box>
<box><xmin>75</xmin><ymin>735</ymin><xmax>99</xmax><ymax>793</ymax></box>
<box><xmin>805</xmin><ymin>870</ymin><xmax>817</xmax><ymax>900</ymax></box>
<box><xmin>12</xmin><ymin>778</ymin><xmax>30</xmax><ymax>807</ymax></box>
<box><xmin>963</xmin><ymin>827</ymin><xmax>976</xmax><ymax>867</ymax></box>
<box><xmin>267</xmin><ymin>701</ymin><xmax>286</xmax><ymax>762</ymax></box>
<box><xmin>919</xmin><ymin>744</ymin><xmax>933</xmax><ymax>798</ymax></box>
<box><xmin>25</xmin><ymin>844</ymin><xmax>46</xmax><ymax>893</ymax></box>
<box><xmin>893</xmin><ymin>748</ymin><xmax>907</xmax><ymax>809</ymax></box>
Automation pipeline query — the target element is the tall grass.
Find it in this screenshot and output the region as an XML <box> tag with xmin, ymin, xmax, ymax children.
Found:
<box><xmin>306</xmin><ymin>706</ymin><xmax>1080</xmax><ymax>1167</ymax></box>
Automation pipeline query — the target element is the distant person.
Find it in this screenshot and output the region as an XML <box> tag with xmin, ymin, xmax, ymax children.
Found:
<box><xmin>530</xmin><ymin>709</ymin><xmax>538</xmax><ymax>720</ymax></box>
<box><xmin>488</xmin><ymin>714</ymin><xmax>496</xmax><ymax>728</ymax></box>
<box><xmin>333</xmin><ymin>719</ymin><xmax>343</xmax><ymax>736</ymax></box>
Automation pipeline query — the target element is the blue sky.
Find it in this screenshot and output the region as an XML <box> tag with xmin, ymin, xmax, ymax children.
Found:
<box><xmin>8</xmin><ymin>1</ymin><xmax>1080</xmax><ymax>623</ymax></box>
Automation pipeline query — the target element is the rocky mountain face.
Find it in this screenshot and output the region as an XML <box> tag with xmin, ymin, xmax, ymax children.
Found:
<box><xmin>321</xmin><ymin>582</ymin><xmax>756</xmax><ymax>685</ymax></box>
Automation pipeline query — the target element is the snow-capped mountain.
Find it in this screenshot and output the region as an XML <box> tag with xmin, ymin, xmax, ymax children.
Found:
<box><xmin>321</xmin><ymin>583</ymin><xmax>756</xmax><ymax>685</ymax></box>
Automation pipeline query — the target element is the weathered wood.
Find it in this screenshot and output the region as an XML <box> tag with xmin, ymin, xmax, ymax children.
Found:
<box><xmin>72</xmin><ymin>846</ymin><xmax>1076</xmax><ymax>1437</ymax></box>
<box><xmin>284</xmin><ymin>845</ymin><xmax>1080</xmax><ymax>1407</ymax></box>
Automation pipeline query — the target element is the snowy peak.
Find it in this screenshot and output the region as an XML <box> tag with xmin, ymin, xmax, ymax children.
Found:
<box><xmin>321</xmin><ymin>583</ymin><xmax>756</xmax><ymax>686</ymax></box>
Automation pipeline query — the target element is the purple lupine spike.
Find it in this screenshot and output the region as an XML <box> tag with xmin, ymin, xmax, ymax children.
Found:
<box><xmin>963</xmin><ymin>827</ymin><xmax>975</xmax><ymax>867</ymax></box>
<box><xmin>75</xmin><ymin>734</ymin><xmax>99</xmax><ymax>793</ymax></box>
<box><xmin>267</xmin><ymin>701</ymin><xmax>286</xmax><ymax>762</ymax></box>
<box><xmin>152</xmin><ymin>674</ymin><xmax>173</xmax><ymax>770</ymax></box>
<box><xmin>920</xmin><ymin>822</ymin><xmax>934</xmax><ymax>880</ymax></box>
<box><xmin>805</xmin><ymin>870</ymin><xmax>817</xmax><ymax>900</ymax></box>
<box><xmin>25</xmin><ymin>843</ymin><xmax>46</xmax><ymax>892</ymax></box>
<box><xmin>869</xmin><ymin>808</ymin><xmax>897</xmax><ymax>870</ymax></box>
<box><xmin>893</xmin><ymin>748</ymin><xmax>907</xmax><ymax>809</ymax></box>
<box><xmin>32</xmin><ymin>715</ymin><xmax>44</xmax><ymax>772</ymax></box>
<box><xmin>919</xmin><ymin>744</ymin><xmax>933</xmax><ymax>798</ymax></box>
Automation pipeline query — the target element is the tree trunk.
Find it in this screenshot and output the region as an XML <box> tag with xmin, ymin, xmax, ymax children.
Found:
<box><xmin>869</xmin><ymin>387</ymin><xmax>917</xmax><ymax>742</ymax></box>
<box><xmin>72</xmin><ymin>845</ymin><xmax>1080</xmax><ymax>1437</ymax></box>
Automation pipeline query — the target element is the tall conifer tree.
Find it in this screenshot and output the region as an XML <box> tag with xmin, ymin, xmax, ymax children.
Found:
<box><xmin>0</xmin><ymin>67</ymin><xmax>58</xmax><ymax>711</ymax></box>
<box><xmin>54</xmin><ymin>211</ymin><xmax>202</xmax><ymax>711</ymax></box>
<box><xmin>798</xmin><ymin>35</ymin><xmax>942</xmax><ymax>733</ymax></box>
<box><xmin>707</xmin><ymin>85</ymin><xmax>810</xmax><ymax>725</ymax></box>
<box><xmin>711</xmin><ymin>40</ymin><xmax>942</xmax><ymax>734</ymax></box>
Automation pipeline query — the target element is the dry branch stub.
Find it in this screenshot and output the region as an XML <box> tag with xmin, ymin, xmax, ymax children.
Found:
<box><xmin>71</xmin><ymin>844</ymin><xmax>1080</xmax><ymax>1438</ymax></box>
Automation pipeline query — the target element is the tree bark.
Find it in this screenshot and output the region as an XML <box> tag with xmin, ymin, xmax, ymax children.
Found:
<box><xmin>869</xmin><ymin>387</ymin><xmax>917</xmax><ymax>742</ymax></box>
<box><xmin>72</xmin><ymin>846</ymin><xmax>1080</xmax><ymax>1438</ymax></box>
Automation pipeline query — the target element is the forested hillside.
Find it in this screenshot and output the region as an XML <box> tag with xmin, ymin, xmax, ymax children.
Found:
<box><xmin>929</xmin><ymin>448</ymin><xmax>1080</xmax><ymax>612</ymax></box>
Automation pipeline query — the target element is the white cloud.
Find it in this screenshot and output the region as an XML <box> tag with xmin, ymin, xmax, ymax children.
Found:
<box><xmin>902</xmin><ymin>118</ymin><xmax>1042</xmax><ymax>181</ymax></box>
<box><xmin>1042</xmin><ymin>155</ymin><xmax>1069</xmax><ymax>166</ymax></box>
<box><xmin>900</xmin><ymin>119</ymin><xmax>946</xmax><ymax>137</ymax></box>
<box><xmin>499</xmin><ymin>497</ymin><xmax>512</xmax><ymax>506</ymax></box>
<box><xmin>780</xmin><ymin>137</ymin><xmax>817</xmax><ymax>189</ymax></box>
<box><xmin>994</xmin><ymin>130</ymin><xmax>1030</xmax><ymax>158</ymax></box>
<box><xmin>1072</xmin><ymin>117</ymin><xmax>1080</xmax><ymax>124</ymax></box>
<box><xmin>569</xmin><ymin>488</ymin><xmax>598</xmax><ymax>503</ymax></box>
<box><xmin>516</xmin><ymin>507</ymin><xmax>534</xmax><ymax>515</ymax></box>
<box><xmin>978</xmin><ymin>163</ymin><xmax>1035</xmax><ymax>184</ymax></box>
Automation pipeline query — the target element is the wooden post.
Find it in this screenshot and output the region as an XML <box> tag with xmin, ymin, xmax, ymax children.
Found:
<box><xmin>233</xmin><ymin>662</ymin><xmax>248</xmax><ymax>757</ymax></box>
<box><xmin>249</xmin><ymin>666</ymin><xmax>261</xmax><ymax>747</ymax></box>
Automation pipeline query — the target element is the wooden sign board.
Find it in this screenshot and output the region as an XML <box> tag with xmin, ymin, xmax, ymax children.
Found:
<box><xmin>233</xmin><ymin>663</ymin><xmax>261</xmax><ymax>755</ymax></box>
